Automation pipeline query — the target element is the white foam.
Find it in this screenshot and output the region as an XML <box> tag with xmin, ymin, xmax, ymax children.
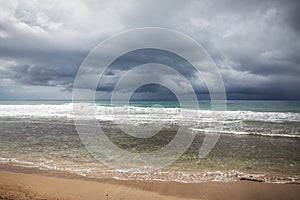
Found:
<box><xmin>0</xmin><ymin>103</ymin><xmax>299</xmax><ymax>122</ymax></box>
<box><xmin>1</xmin><ymin>156</ymin><xmax>298</xmax><ymax>184</ymax></box>
<box><xmin>190</xmin><ymin>128</ymin><xmax>300</xmax><ymax>138</ymax></box>
<box><xmin>0</xmin><ymin>104</ymin><xmax>299</xmax><ymax>139</ymax></box>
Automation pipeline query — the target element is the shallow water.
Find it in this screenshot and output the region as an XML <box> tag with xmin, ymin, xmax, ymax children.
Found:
<box><xmin>0</xmin><ymin>101</ymin><xmax>299</xmax><ymax>183</ymax></box>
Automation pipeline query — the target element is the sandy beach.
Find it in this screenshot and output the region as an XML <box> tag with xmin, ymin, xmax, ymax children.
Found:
<box><xmin>0</xmin><ymin>169</ymin><xmax>299</xmax><ymax>200</ymax></box>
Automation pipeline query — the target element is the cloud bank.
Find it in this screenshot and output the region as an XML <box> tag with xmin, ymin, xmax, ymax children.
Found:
<box><xmin>0</xmin><ymin>0</ymin><xmax>299</xmax><ymax>100</ymax></box>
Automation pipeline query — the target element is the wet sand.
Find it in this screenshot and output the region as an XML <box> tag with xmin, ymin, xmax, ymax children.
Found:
<box><xmin>0</xmin><ymin>169</ymin><xmax>299</xmax><ymax>200</ymax></box>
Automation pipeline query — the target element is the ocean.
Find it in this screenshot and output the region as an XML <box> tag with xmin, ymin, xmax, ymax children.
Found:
<box><xmin>0</xmin><ymin>100</ymin><xmax>299</xmax><ymax>183</ymax></box>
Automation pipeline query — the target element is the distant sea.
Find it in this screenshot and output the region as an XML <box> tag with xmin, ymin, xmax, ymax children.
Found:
<box><xmin>0</xmin><ymin>100</ymin><xmax>299</xmax><ymax>183</ymax></box>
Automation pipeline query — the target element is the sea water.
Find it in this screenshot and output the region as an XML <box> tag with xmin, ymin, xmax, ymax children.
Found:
<box><xmin>0</xmin><ymin>100</ymin><xmax>299</xmax><ymax>183</ymax></box>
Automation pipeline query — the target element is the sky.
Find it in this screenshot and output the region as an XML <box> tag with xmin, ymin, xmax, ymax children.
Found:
<box><xmin>0</xmin><ymin>0</ymin><xmax>299</xmax><ymax>100</ymax></box>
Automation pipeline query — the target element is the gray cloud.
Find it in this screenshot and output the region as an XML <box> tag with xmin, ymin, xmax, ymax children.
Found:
<box><xmin>0</xmin><ymin>0</ymin><xmax>299</xmax><ymax>100</ymax></box>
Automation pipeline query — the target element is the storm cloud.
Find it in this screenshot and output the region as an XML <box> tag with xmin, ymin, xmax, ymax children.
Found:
<box><xmin>0</xmin><ymin>0</ymin><xmax>299</xmax><ymax>100</ymax></box>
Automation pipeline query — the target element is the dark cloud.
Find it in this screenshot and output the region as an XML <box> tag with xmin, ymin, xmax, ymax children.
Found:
<box><xmin>0</xmin><ymin>0</ymin><xmax>299</xmax><ymax>100</ymax></box>
<box><xmin>282</xmin><ymin>0</ymin><xmax>300</xmax><ymax>33</ymax></box>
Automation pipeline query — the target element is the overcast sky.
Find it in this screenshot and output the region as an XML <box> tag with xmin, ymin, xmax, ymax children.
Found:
<box><xmin>0</xmin><ymin>0</ymin><xmax>299</xmax><ymax>100</ymax></box>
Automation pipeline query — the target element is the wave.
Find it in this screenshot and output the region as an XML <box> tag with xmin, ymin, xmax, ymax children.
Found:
<box><xmin>189</xmin><ymin>128</ymin><xmax>300</xmax><ymax>138</ymax></box>
<box><xmin>0</xmin><ymin>157</ymin><xmax>298</xmax><ymax>184</ymax></box>
<box><xmin>0</xmin><ymin>103</ymin><xmax>299</xmax><ymax>122</ymax></box>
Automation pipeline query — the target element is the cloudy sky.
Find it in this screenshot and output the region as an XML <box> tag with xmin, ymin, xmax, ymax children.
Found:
<box><xmin>0</xmin><ymin>0</ymin><xmax>299</xmax><ymax>100</ymax></box>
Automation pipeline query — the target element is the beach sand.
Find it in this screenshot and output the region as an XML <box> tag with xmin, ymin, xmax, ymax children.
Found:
<box><xmin>0</xmin><ymin>169</ymin><xmax>299</xmax><ymax>200</ymax></box>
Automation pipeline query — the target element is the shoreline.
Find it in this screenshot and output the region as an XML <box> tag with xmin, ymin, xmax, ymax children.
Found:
<box><xmin>1</xmin><ymin>159</ymin><xmax>299</xmax><ymax>184</ymax></box>
<box><xmin>0</xmin><ymin>167</ymin><xmax>300</xmax><ymax>200</ymax></box>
